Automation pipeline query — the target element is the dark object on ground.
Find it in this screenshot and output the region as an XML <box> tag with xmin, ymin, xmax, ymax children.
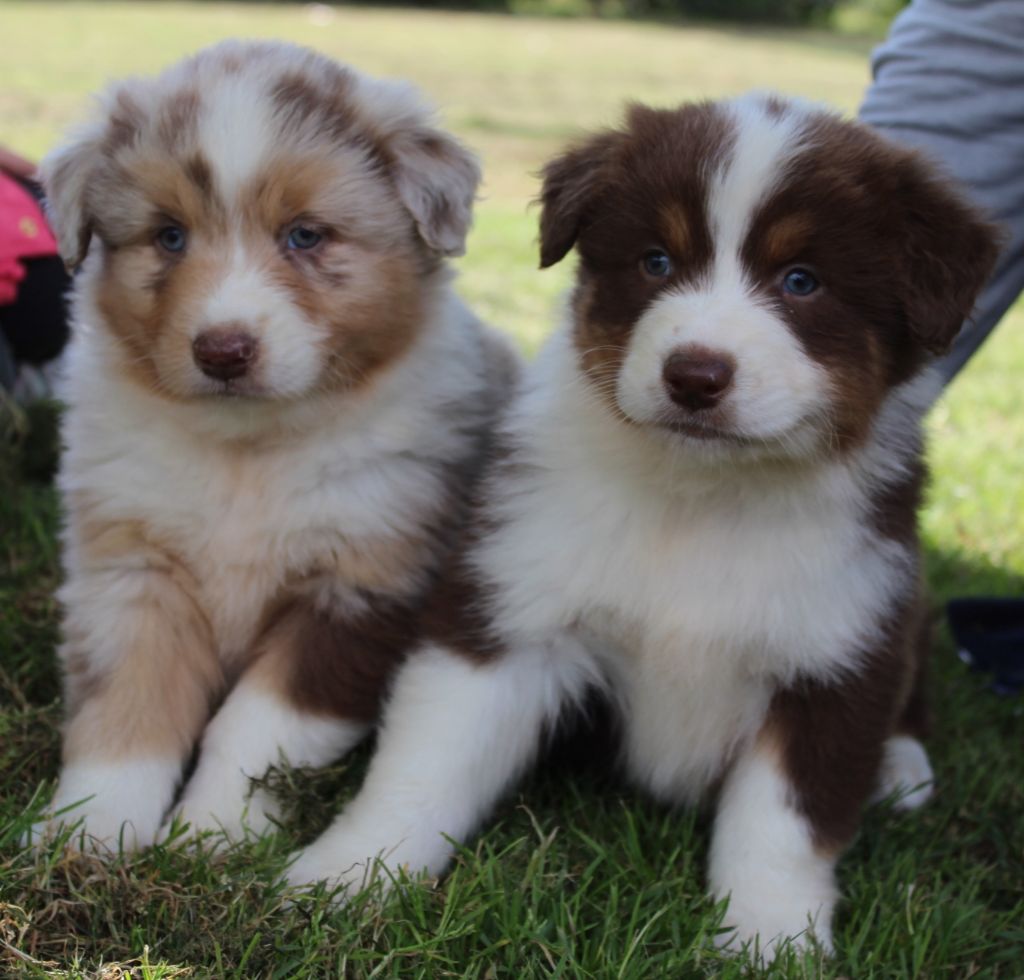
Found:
<box><xmin>948</xmin><ymin>598</ymin><xmax>1024</xmax><ymax>695</ymax></box>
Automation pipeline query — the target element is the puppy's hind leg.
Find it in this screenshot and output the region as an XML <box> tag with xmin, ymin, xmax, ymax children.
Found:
<box><xmin>169</xmin><ymin>600</ymin><xmax>401</xmax><ymax>843</ymax></box>
<box><xmin>875</xmin><ymin>621</ymin><xmax>934</xmax><ymax>811</ymax></box>
<box><xmin>285</xmin><ymin>638</ymin><xmax>588</xmax><ymax>897</ymax></box>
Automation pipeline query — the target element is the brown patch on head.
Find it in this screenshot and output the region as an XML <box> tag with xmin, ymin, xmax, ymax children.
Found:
<box><xmin>760</xmin><ymin>94</ymin><xmax>791</xmax><ymax>120</ymax></box>
<box><xmin>757</xmin><ymin>212</ymin><xmax>813</xmax><ymax>269</ymax></box>
<box><xmin>659</xmin><ymin>204</ymin><xmax>692</xmax><ymax>260</ymax></box>
<box><xmin>271</xmin><ymin>67</ymin><xmax>361</xmax><ymax>146</ymax></box>
<box><xmin>156</xmin><ymin>88</ymin><xmax>201</xmax><ymax>152</ymax></box>
<box><xmin>184</xmin><ymin>152</ymin><xmax>215</xmax><ymax>202</ymax></box>
<box><xmin>741</xmin><ymin>109</ymin><xmax>1001</xmax><ymax>450</ymax></box>
<box><xmin>539</xmin><ymin>102</ymin><xmax>733</xmax><ymax>407</ymax></box>
<box><xmin>269</xmin><ymin>61</ymin><xmax>480</xmax><ymax>258</ymax></box>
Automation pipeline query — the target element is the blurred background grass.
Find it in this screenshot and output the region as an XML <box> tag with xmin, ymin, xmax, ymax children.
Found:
<box><xmin>1</xmin><ymin>2</ymin><xmax>1021</xmax><ymax>976</ymax></box>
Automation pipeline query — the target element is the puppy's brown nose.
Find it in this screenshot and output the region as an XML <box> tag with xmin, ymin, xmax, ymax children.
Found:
<box><xmin>662</xmin><ymin>349</ymin><xmax>735</xmax><ymax>411</ymax></box>
<box><xmin>192</xmin><ymin>328</ymin><xmax>258</xmax><ymax>381</ymax></box>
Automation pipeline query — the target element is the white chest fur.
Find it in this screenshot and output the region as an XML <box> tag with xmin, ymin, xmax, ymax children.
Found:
<box><xmin>61</xmin><ymin>407</ymin><xmax>438</xmax><ymax>659</ymax></box>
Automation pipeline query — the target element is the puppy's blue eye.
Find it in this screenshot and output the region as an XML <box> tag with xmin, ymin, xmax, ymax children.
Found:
<box><xmin>783</xmin><ymin>268</ymin><xmax>819</xmax><ymax>296</ymax></box>
<box><xmin>155</xmin><ymin>226</ymin><xmax>186</xmax><ymax>253</ymax></box>
<box><xmin>288</xmin><ymin>226</ymin><xmax>323</xmax><ymax>250</ymax></box>
<box><xmin>642</xmin><ymin>249</ymin><xmax>672</xmax><ymax>278</ymax></box>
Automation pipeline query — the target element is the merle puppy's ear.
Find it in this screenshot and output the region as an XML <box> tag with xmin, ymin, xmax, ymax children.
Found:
<box><xmin>894</xmin><ymin>152</ymin><xmax>1003</xmax><ymax>355</ymax></box>
<box><xmin>389</xmin><ymin>125</ymin><xmax>481</xmax><ymax>258</ymax></box>
<box><xmin>40</xmin><ymin>87</ymin><xmax>142</xmax><ymax>271</ymax></box>
<box><xmin>538</xmin><ymin>130</ymin><xmax>621</xmax><ymax>269</ymax></box>
<box><xmin>39</xmin><ymin>123</ymin><xmax>105</xmax><ymax>270</ymax></box>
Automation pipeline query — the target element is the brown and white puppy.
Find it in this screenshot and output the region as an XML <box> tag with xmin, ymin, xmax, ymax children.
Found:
<box><xmin>284</xmin><ymin>95</ymin><xmax>999</xmax><ymax>957</ymax></box>
<box><xmin>34</xmin><ymin>40</ymin><xmax>517</xmax><ymax>852</ymax></box>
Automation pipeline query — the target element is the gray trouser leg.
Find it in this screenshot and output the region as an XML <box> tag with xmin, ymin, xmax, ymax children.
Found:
<box><xmin>858</xmin><ymin>0</ymin><xmax>1024</xmax><ymax>387</ymax></box>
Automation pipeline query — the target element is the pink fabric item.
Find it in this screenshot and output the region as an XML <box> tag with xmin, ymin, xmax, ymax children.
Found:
<box><xmin>0</xmin><ymin>172</ymin><xmax>58</xmax><ymax>306</ymax></box>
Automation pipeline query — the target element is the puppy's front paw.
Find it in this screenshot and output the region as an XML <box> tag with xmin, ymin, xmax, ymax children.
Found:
<box><xmin>165</xmin><ymin>776</ymin><xmax>279</xmax><ymax>847</ymax></box>
<box><xmin>28</xmin><ymin>799</ymin><xmax>160</xmax><ymax>856</ymax></box>
<box><xmin>29</xmin><ymin>759</ymin><xmax>180</xmax><ymax>856</ymax></box>
<box><xmin>285</xmin><ymin>818</ymin><xmax>451</xmax><ymax>904</ymax></box>
<box><xmin>713</xmin><ymin>873</ymin><xmax>835</xmax><ymax>963</ymax></box>
<box><xmin>285</xmin><ymin>842</ymin><xmax>376</xmax><ymax>901</ymax></box>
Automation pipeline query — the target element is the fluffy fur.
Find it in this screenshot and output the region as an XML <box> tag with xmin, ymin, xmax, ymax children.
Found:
<box><xmin>285</xmin><ymin>95</ymin><xmax>1000</xmax><ymax>958</ymax></box>
<box><xmin>36</xmin><ymin>40</ymin><xmax>517</xmax><ymax>851</ymax></box>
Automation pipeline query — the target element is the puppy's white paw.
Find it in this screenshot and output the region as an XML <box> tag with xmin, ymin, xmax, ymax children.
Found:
<box><xmin>165</xmin><ymin>774</ymin><xmax>279</xmax><ymax>846</ymax></box>
<box><xmin>285</xmin><ymin>818</ymin><xmax>450</xmax><ymax>904</ymax></box>
<box><xmin>715</xmin><ymin>890</ymin><xmax>834</xmax><ymax>962</ymax></box>
<box><xmin>285</xmin><ymin>843</ymin><xmax>379</xmax><ymax>901</ymax></box>
<box><xmin>28</xmin><ymin>759</ymin><xmax>180</xmax><ymax>856</ymax></box>
<box><xmin>874</xmin><ymin>735</ymin><xmax>934</xmax><ymax>811</ymax></box>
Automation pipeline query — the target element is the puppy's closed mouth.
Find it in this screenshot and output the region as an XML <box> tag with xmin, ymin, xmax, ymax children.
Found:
<box><xmin>658</xmin><ymin>418</ymin><xmax>748</xmax><ymax>443</ymax></box>
<box><xmin>197</xmin><ymin>378</ymin><xmax>271</xmax><ymax>400</ymax></box>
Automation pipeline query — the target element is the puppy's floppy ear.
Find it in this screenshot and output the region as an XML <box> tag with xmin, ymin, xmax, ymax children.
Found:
<box><xmin>895</xmin><ymin>151</ymin><xmax>1003</xmax><ymax>355</ymax></box>
<box><xmin>538</xmin><ymin>130</ymin><xmax>620</xmax><ymax>269</ymax></box>
<box><xmin>40</xmin><ymin>87</ymin><xmax>144</xmax><ymax>271</ymax></box>
<box><xmin>389</xmin><ymin>126</ymin><xmax>481</xmax><ymax>258</ymax></box>
<box><xmin>39</xmin><ymin>119</ymin><xmax>107</xmax><ymax>271</ymax></box>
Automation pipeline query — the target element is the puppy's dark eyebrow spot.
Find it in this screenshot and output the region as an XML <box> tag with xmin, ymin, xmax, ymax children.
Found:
<box><xmin>155</xmin><ymin>88</ymin><xmax>202</xmax><ymax>153</ymax></box>
<box><xmin>271</xmin><ymin>69</ymin><xmax>371</xmax><ymax>149</ymax></box>
<box><xmin>185</xmin><ymin>153</ymin><xmax>215</xmax><ymax>200</ymax></box>
<box><xmin>756</xmin><ymin>213</ymin><xmax>813</xmax><ymax>268</ymax></box>
<box><xmin>272</xmin><ymin>73</ymin><xmax>321</xmax><ymax>123</ymax></box>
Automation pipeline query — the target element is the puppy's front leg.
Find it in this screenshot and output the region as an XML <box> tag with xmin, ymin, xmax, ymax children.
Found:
<box><xmin>286</xmin><ymin>640</ymin><xmax>577</xmax><ymax>896</ymax></box>
<box><xmin>709</xmin><ymin>660</ymin><xmax>903</xmax><ymax>960</ymax></box>
<box><xmin>41</xmin><ymin>555</ymin><xmax>222</xmax><ymax>852</ymax></box>
<box><xmin>708</xmin><ymin>737</ymin><xmax>839</xmax><ymax>960</ymax></box>
<box><xmin>170</xmin><ymin>601</ymin><xmax>389</xmax><ymax>841</ymax></box>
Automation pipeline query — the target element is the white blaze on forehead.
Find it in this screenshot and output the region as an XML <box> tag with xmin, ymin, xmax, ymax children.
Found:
<box><xmin>613</xmin><ymin>96</ymin><xmax>830</xmax><ymax>449</ymax></box>
<box><xmin>196</xmin><ymin>74</ymin><xmax>280</xmax><ymax>195</ymax></box>
<box><xmin>708</xmin><ymin>96</ymin><xmax>811</xmax><ymax>278</ymax></box>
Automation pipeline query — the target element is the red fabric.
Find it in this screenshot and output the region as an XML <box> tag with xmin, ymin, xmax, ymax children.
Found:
<box><xmin>0</xmin><ymin>173</ymin><xmax>58</xmax><ymax>306</ymax></box>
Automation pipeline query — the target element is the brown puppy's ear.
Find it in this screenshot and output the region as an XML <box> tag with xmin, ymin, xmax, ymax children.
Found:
<box><xmin>895</xmin><ymin>151</ymin><xmax>1003</xmax><ymax>355</ymax></box>
<box><xmin>538</xmin><ymin>130</ymin><xmax>621</xmax><ymax>269</ymax></box>
<box><xmin>390</xmin><ymin>125</ymin><xmax>481</xmax><ymax>258</ymax></box>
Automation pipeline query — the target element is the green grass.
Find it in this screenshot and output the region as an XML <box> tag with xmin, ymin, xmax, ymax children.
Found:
<box><xmin>1</xmin><ymin>3</ymin><xmax>1022</xmax><ymax>977</ymax></box>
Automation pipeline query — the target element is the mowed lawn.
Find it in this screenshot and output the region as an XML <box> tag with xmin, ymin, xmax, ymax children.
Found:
<box><xmin>1</xmin><ymin>3</ymin><xmax>1022</xmax><ymax>977</ymax></box>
